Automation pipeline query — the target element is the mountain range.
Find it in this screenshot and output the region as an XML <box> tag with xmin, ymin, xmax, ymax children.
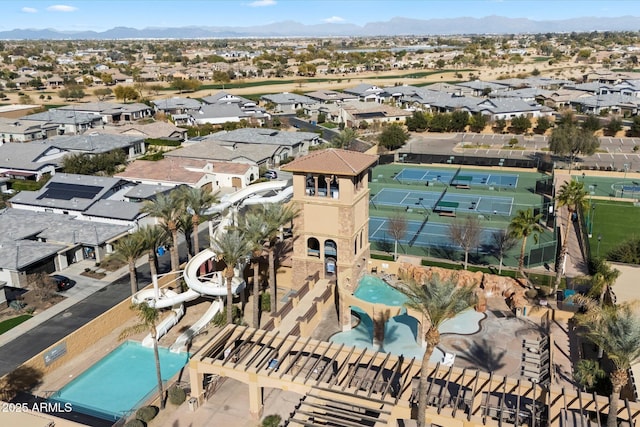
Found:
<box><xmin>1</xmin><ymin>15</ymin><xmax>639</xmax><ymax>39</ymax></box>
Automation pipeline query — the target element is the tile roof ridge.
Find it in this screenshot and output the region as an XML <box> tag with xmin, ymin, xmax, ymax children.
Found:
<box><xmin>331</xmin><ymin>148</ymin><xmax>357</xmax><ymax>173</ymax></box>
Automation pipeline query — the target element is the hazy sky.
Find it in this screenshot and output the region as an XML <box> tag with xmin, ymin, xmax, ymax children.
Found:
<box><xmin>2</xmin><ymin>0</ymin><xmax>637</xmax><ymax>32</ymax></box>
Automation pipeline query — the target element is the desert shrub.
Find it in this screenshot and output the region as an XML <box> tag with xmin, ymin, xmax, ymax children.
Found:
<box><xmin>168</xmin><ymin>385</ymin><xmax>186</xmax><ymax>405</ymax></box>
<box><xmin>136</xmin><ymin>405</ymin><xmax>158</xmax><ymax>422</ymax></box>
<box><xmin>262</xmin><ymin>414</ymin><xmax>282</xmax><ymax>427</ymax></box>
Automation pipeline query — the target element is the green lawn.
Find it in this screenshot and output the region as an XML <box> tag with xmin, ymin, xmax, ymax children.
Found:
<box><xmin>0</xmin><ymin>315</ymin><xmax>32</xmax><ymax>335</ymax></box>
<box><xmin>586</xmin><ymin>200</ymin><xmax>640</xmax><ymax>258</ymax></box>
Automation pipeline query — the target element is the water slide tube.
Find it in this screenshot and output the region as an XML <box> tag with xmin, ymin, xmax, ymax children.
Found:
<box><xmin>132</xmin><ymin>180</ymin><xmax>293</xmax><ymax>349</ymax></box>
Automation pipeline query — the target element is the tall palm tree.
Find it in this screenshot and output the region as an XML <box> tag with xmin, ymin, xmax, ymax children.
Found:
<box><xmin>555</xmin><ymin>180</ymin><xmax>588</xmax><ymax>292</ymax></box>
<box><xmin>573</xmin><ymin>297</ymin><xmax>640</xmax><ymax>427</ymax></box>
<box><xmin>211</xmin><ymin>230</ymin><xmax>252</xmax><ymax>324</ymax></box>
<box><xmin>113</xmin><ymin>233</ymin><xmax>145</xmax><ymax>295</ymax></box>
<box><xmin>137</xmin><ymin>225</ymin><xmax>170</xmax><ymax>285</ymax></box>
<box><xmin>177</xmin><ymin>186</ymin><xmax>219</xmax><ymax>255</ymax></box>
<box><xmin>239</xmin><ymin>211</ymin><xmax>268</xmax><ymax>328</ymax></box>
<box><xmin>398</xmin><ymin>275</ymin><xmax>477</xmax><ymax>427</ymax></box>
<box><xmin>260</xmin><ymin>204</ymin><xmax>299</xmax><ymax>315</ymax></box>
<box><xmin>119</xmin><ymin>302</ymin><xmax>165</xmax><ymax>409</ymax></box>
<box><xmin>508</xmin><ymin>208</ymin><xmax>544</xmax><ymax>274</ymax></box>
<box><xmin>142</xmin><ymin>192</ymin><xmax>183</xmax><ymax>272</ymax></box>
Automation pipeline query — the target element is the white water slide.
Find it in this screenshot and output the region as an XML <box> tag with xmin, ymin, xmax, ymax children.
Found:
<box><xmin>131</xmin><ymin>180</ymin><xmax>293</xmax><ymax>351</ymax></box>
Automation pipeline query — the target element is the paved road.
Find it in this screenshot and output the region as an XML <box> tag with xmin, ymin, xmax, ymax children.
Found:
<box><xmin>404</xmin><ymin>132</ymin><xmax>640</xmax><ymax>171</ymax></box>
<box><xmin>0</xmin><ymin>228</ymin><xmax>206</xmax><ymax>377</ymax></box>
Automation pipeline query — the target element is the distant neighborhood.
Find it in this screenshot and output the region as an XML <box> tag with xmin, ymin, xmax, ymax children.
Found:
<box><xmin>0</xmin><ymin>32</ymin><xmax>639</xmax><ymax>302</ymax></box>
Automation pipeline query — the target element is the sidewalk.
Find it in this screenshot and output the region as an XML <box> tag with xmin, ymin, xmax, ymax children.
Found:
<box><xmin>0</xmin><ymin>258</ymin><xmax>136</xmax><ymax>349</ymax></box>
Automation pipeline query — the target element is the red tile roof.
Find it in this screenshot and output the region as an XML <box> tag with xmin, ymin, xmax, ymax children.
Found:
<box><xmin>282</xmin><ymin>148</ymin><xmax>378</xmax><ymax>176</ymax></box>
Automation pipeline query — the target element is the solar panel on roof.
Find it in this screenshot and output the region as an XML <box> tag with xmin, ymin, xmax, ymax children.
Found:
<box><xmin>37</xmin><ymin>182</ymin><xmax>103</xmax><ymax>200</ymax></box>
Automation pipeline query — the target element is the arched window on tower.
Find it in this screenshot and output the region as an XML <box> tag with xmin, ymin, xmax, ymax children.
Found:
<box><xmin>307</xmin><ymin>237</ymin><xmax>320</xmax><ymax>257</ymax></box>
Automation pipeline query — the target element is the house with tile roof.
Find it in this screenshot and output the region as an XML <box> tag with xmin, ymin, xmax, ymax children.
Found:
<box><xmin>93</xmin><ymin>121</ymin><xmax>188</xmax><ymax>141</ymax></box>
<box><xmin>165</xmin><ymin>138</ymin><xmax>286</xmax><ymax>169</ymax></box>
<box><xmin>0</xmin><ymin>208</ymin><xmax>130</xmax><ymax>297</ymax></box>
<box><xmin>8</xmin><ymin>173</ymin><xmax>149</xmax><ymax>228</ymax></box>
<box><xmin>45</xmin><ymin>133</ymin><xmax>146</xmax><ymax>160</ymax></box>
<box><xmin>260</xmin><ymin>92</ymin><xmax>318</xmax><ymax>113</ymax></box>
<box><xmin>115</xmin><ymin>157</ymin><xmax>258</xmax><ymax>192</ymax></box>
<box><xmin>152</xmin><ymin>97</ymin><xmax>203</xmax><ymax>116</ymax></box>
<box><xmin>343</xmin><ymin>84</ymin><xmax>385</xmax><ymax>102</ymax></box>
<box><xmin>0</xmin><ymin>117</ymin><xmax>44</xmax><ymax>143</ymax></box>
<box><xmin>57</xmin><ymin>102</ymin><xmax>154</xmax><ymax>124</ymax></box>
<box><xmin>22</xmin><ymin>109</ymin><xmax>103</xmax><ymax>135</ymax></box>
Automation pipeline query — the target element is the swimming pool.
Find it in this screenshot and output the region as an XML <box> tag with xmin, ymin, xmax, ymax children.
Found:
<box><xmin>49</xmin><ymin>341</ymin><xmax>189</xmax><ymax>421</ymax></box>
<box><xmin>334</xmin><ymin>275</ymin><xmax>486</xmax><ymax>362</ymax></box>
<box><xmin>353</xmin><ymin>275</ymin><xmax>408</xmax><ymax>306</ymax></box>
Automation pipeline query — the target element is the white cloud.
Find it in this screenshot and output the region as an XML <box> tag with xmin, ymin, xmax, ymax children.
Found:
<box><xmin>249</xmin><ymin>0</ymin><xmax>276</xmax><ymax>7</ymax></box>
<box><xmin>323</xmin><ymin>16</ymin><xmax>345</xmax><ymax>23</ymax></box>
<box><xmin>21</xmin><ymin>7</ymin><xmax>38</xmax><ymax>13</ymax></box>
<box><xmin>46</xmin><ymin>4</ymin><xmax>78</xmax><ymax>12</ymax></box>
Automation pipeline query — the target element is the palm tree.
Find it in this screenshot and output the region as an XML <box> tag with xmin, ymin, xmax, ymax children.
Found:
<box><xmin>332</xmin><ymin>128</ymin><xmax>358</xmax><ymax>149</ymax></box>
<box><xmin>137</xmin><ymin>225</ymin><xmax>170</xmax><ymax>285</ymax></box>
<box><xmin>176</xmin><ymin>211</ymin><xmax>194</xmax><ymax>259</ymax></box>
<box><xmin>508</xmin><ymin>208</ymin><xmax>544</xmax><ymax>275</ymax></box>
<box><xmin>260</xmin><ymin>204</ymin><xmax>299</xmax><ymax>315</ymax></box>
<box><xmin>239</xmin><ymin>211</ymin><xmax>268</xmax><ymax>328</ymax></box>
<box><xmin>211</xmin><ymin>230</ymin><xmax>252</xmax><ymax>324</ymax></box>
<box><xmin>588</xmin><ymin>259</ymin><xmax>621</xmax><ymax>306</ymax></box>
<box><xmin>177</xmin><ymin>186</ymin><xmax>219</xmax><ymax>255</ymax></box>
<box><xmin>573</xmin><ymin>359</ymin><xmax>606</xmax><ymax>392</ymax></box>
<box><xmin>142</xmin><ymin>192</ymin><xmax>183</xmax><ymax>272</ymax></box>
<box><xmin>573</xmin><ymin>297</ymin><xmax>640</xmax><ymax>427</ymax></box>
<box><xmin>398</xmin><ymin>274</ymin><xmax>477</xmax><ymax>427</ymax></box>
<box><xmin>119</xmin><ymin>302</ymin><xmax>165</xmax><ymax>409</ymax></box>
<box><xmin>113</xmin><ymin>233</ymin><xmax>145</xmax><ymax>295</ymax></box>
<box><xmin>555</xmin><ymin>180</ymin><xmax>588</xmax><ymax>292</ymax></box>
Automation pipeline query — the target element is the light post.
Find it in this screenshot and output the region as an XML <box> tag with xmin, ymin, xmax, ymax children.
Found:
<box><xmin>597</xmin><ymin>234</ymin><xmax>602</xmax><ymax>258</ymax></box>
<box><xmin>582</xmin><ymin>172</ymin><xmax>585</xmax><ymax>183</ymax></box>
<box><xmin>590</xmin><ymin>203</ymin><xmax>596</xmax><ymax>237</ymax></box>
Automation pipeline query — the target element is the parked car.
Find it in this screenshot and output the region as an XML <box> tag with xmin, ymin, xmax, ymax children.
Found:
<box><xmin>263</xmin><ymin>170</ymin><xmax>278</xmax><ymax>179</ymax></box>
<box><xmin>51</xmin><ymin>275</ymin><xmax>75</xmax><ymax>291</ymax></box>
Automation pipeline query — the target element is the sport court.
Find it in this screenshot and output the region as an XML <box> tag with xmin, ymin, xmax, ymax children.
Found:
<box><xmin>394</xmin><ymin>167</ymin><xmax>519</xmax><ymax>188</ymax></box>
<box><xmin>370</xmin><ymin>216</ymin><xmax>502</xmax><ymax>250</ymax></box>
<box><xmin>370</xmin><ymin>187</ymin><xmax>514</xmax><ymax>216</ymax></box>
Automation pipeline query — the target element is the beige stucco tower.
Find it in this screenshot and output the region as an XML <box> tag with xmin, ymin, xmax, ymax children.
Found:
<box><xmin>282</xmin><ymin>148</ymin><xmax>378</xmax><ymax>295</ymax></box>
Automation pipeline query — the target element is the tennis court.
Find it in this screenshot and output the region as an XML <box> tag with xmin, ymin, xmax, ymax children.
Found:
<box><xmin>370</xmin><ymin>216</ymin><xmax>502</xmax><ymax>250</ymax></box>
<box><xmin>394</xmin><ymin>167</ymin><xmax>519</xmax><ymax>188</ymax></box>
<box><xmin>371</xmin><ymin>188</ymin><xmax>514</xmax><ymax>216</ymax></box>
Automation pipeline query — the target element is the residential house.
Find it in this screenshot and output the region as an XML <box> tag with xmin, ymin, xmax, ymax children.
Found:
<box><xmin>166</xmin><ymin>138</ymin><xmax>290</xmax><ymax>169</ymax></box>
<box><xmin>0</xmin><ymin>117</ymin><xmax>44</xmax><ymax>142</ymax></box>
<box><xmin>260</xmin><ymin>93</ymin><xmax>318</xmax><ymax>113</ymax></box>
<box><xmin>569</xmin><ymin>94</ymin><xmax>640</xmax><ymax>116</ymax></box>
<box><xmin>45</xmin><ymin>133</ymin><xmax>146</xmax><ymax>160</ymax></box>
<box><xmin>94</xmin><ymin>121</ymin><xmax>187</xmax><ymax>142</ymax></box>
<box><xmin>0</xmin><ymin>208</ymin><xmax>130</xmax><ymax>299</ymax></box>
<box><xmin>57</xmin><ymin>102</ymin><xmax>154</xmax><ymax>124</ymax></box>
<box><xmin>208</xmin><ymin>128</ymin><xmax>321</xmax><ymax>159</ymax></box>
<box><xmin>305</xmin><ymin>90</ymin><xmax>358</xmax><ymax>104</ymax></box>
<box><xmin>469</xmin><ymin>98</ymin><xmax>549</xmax><ymax>120</ymax></box>
<box><xmin>320</xmin><ymin>100</ymin><xmax>411</xmax><ymax>128</ymax></box>
<box><xmin>8</xmin><ymin>173</ymin><xmax>149</xmax><ymax>229</ymax></box>
<box><xmin>0</xmin><ymin>141</ymin><xmax>66</xmax><ymax>181</ymax></box>
<box><xmin>343</xmin><ymin>84</ymin><xmax>385</xmax><ymax>102</ymax></box>
<box><xmin>22</xmin><ymin>109</ymin><xmax>103</xmax><ymax>135</ymax></box>
<box><xmin>115</xmin><ymin>157</ymin><xmax>259</xmax><ymax>192</ymax></box>
<box><xmin>152</xmin><ymin>97</ymin><xmax>203</xmax><ymax>116</ymax></box>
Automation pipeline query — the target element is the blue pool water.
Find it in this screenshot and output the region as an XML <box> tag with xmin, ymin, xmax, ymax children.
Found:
<box><xmin>332</xmin><ymin>275</ymin><xmax>485</xmax><ymax>362</ymax></box>
<box><xmin>50</xmin><ymin>341</ymin><xmax>189</xmax><ymax>421</ymax></box>
<box><xmin>354</xmin><ymin>275</ymin><xmax>408</xmax><ymax>306</ymax></box>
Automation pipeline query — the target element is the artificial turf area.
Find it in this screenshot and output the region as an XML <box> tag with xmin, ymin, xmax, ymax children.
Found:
<box><xmin>586</xmin><ymin>200</ymin><xmax>640</xmax><ymax>258</ymax></box>
<box><xmin>0</xmin><ymin>314</ymin><xmax>32</xmax><ymax>335</ymax></box>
